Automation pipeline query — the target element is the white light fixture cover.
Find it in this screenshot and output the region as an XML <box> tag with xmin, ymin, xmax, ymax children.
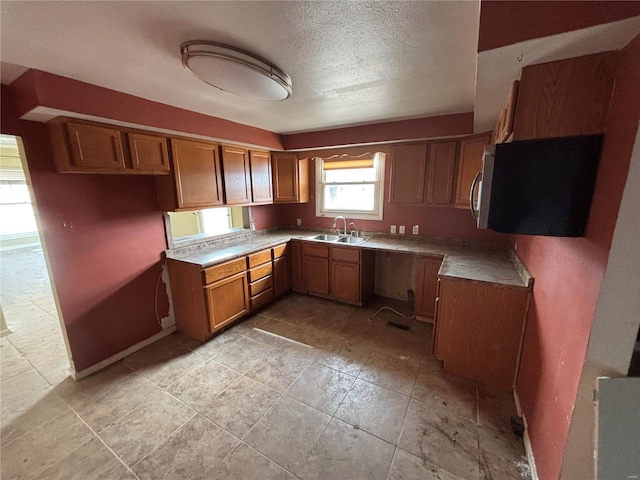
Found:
<box><xmin>181</xmin><ymin>41</ymin><xmax>292</xmax><ymax>101</ymax></box>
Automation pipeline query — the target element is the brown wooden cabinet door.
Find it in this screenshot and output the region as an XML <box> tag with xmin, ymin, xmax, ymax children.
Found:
<box><xmin>65</xmin><ymin>122</ymin><xmax>126</xmax><ymax>171</ymax></box>
<box><xmin>331</xmin><ymin>261</ymin><xmax>360</xmax><ymax>303</ymax></box>
<box><xmin>414</xmin><ymin>257</ymin><xmax>442</xmax><ymax>319</ymax></box>
<box><xmin>454</xmin><ymin>133</ymin><xmax>491</xmax><ymax>208</ymax></box>
<box><xmin>389</xmin><ymin>143</ymin><xmax>427</xmax><ymax>204</ymax></box>
<box><xmin>221</xmin><ymin>145</ymin><xmax>251</xmax><ymax>205</ymax></box>
<box><xmin>249</xmin><ymin>150</ymin><xmax>273</xmax><ymax>203</ymax></box>
<box><xmin>127</xmin><ymin>132</ymin><xmax>170</xmax><ymax>174</ymax></box>
<box><xmin>272</xmin><ymin>153</ymin><xmax>300</xmax><ymax>202</ymax></box>
<box><xmin>273</xmin><ymin>256</ymin><xmax>291</xmax><ymax>297</ymax></box>
<box><xmin>303</xmin><ymin>256</ymin><xmax>329</xmax><ymax>295</ymax></box>
<box><xmin>205</xmin><ymin>271</ymin><xmax>249</xmax><ymax>331</ymax></box>
<box><xmin>513</xmin><ymin>52</ymin><xmax>616</xmax><ymax>140</ymax></box>
<box><xmin>426</xmin><ymin>141</ymin><xmax>457</xmax><ymax>205</ymax></box>
<box><xmin>290</xmin><ymin>241</ymin><xmax>304</xmax><ymax>290</ymax></box>
<box><xmin>171</xmin><ymin>139</ymin><xmax>224</xmax><ymax>209</ymax></box>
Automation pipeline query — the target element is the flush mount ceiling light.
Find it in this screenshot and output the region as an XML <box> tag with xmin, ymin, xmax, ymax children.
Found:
<box><xmin>181</xmin><ymin>41</ymin><xmax>292</xmax><ymax>101</ymax></box>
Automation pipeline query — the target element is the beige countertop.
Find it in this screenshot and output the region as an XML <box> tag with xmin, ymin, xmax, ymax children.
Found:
<box><xmin>165</xmin><ymin>229</ymin><xmax>533</xmax><ymax>288</ymax></box>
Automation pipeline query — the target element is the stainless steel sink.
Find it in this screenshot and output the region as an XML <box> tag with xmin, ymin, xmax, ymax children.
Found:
<box><xmin>310</xmin><ymin>234</ymin><xmax>341</xmax><ymax>242</ymax></box>
<box><xmin>336</xmin><ymin>236</ymin><xmax>368</xmax><ymax>245</ymax></box>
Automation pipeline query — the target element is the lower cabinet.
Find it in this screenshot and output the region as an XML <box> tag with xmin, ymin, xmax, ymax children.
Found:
<box><xmin>205</xmin><ymin>271</ymin><xmax>249</xmax><ymax>331</ymax></box>
<box><xmin>290</xmin><ymin>241</ymin><xmax>304</xmax><ymax>290</ymax></box>
<box><xmin>414</xmin><ymin>256</ymin><xmax>443</xmax><ymax>321</ymax></box>
<box><xmin>299</xmin><ymin>242</ymin><xmax>374</xmax><ymax>306</ymax></box>
<box><xmin>272</xmin><ymin>243</ymin><xmax>291</xmax><ymax>297</ymax></box>
<box><xmin>434</xmin><ymin>277</ymin><xmax>530</xmax><ymax>391</ymax></box>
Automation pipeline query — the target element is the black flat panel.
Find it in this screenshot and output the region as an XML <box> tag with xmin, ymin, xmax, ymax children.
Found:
<box><xmin>487</xmin><ymin>135</ymin><xmax>603</xmax><ymax>236</ymax></box>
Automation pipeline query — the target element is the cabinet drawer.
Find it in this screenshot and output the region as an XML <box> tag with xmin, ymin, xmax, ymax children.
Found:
<box><xmin>272</xmin><ymin>243</ymin><xmax>288</xmax><ymax>259</ymax></box>
<box><xmin>331</xmin><ymin>246</ymin><xmax>360</xmax><ymax>263</ymax></box>
<box><xmin>303</xmin><ymin>243</ymin><xmax>329</xmax><ymax>258</ymax></box>
<box><xmin>251</xmin><ymin>287</ymin><xmax>274</xmax><ymax>311</ymax></box>
<box><xmin>203</xmin><ymin>257</ymin><xmax>247</xmax><ymax>285</ymax></box>
<box><xmin>250</xmin><ymin>274</ymin><xmax>273</xmax><ymax>297</ymax></box>
<box><xmin>248</xmin><ymin>249</ymin><xmax>272</xmax><ymax>268</ymax></box>
<box><xmin>249</xmin><ymin>262</ymin><xmax>272</xmax><ymax>282</ymax></box>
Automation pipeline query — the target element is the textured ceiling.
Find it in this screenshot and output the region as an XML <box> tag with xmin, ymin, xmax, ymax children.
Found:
<box><xmin>0</xmin><ymin>1</ymin><xmax>480</xmax><ymax>134</ymax></box>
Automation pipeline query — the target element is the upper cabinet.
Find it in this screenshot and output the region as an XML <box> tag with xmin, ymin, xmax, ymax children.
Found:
<box><xmin>496</xmin><ymin>52</ymin><xmax>617</xmax><ymax>143</ymax></box>
<box><xmin>272</xmin><ymin>153</ymin><xmax>309</xmax><ymax>203</ymax></box>
<box><xmin>156</xmin><ymin>138</ymin><xmax>224</xmax><ymax>211</ymax></box>
<box><xmin>220</xmin><ymin>144</ymin><xmax>252</xmax><ymax>205</ymax></box>
<box><xmin>48</xmin><ymin>118</ymin><xmax>170</xmax><ymax>175</ymax></box>
<box><xmin>426</xmin><ymin>140</ymin><xmax>457</xmax><ymax>205</ymax></box>
<box><xmin>249</xmin><ymin>150</ymin><xmax>273</xmax><ymax>203</ymax></box>
<box><xmin>454</xmin><ymin>133</ymin><xmax>491</xmax><ymax>209</ymax></box>
<box><xmin>389</xmin><ymin>144</ymin><xmax>427</xmax><ymax>204</ymax></box>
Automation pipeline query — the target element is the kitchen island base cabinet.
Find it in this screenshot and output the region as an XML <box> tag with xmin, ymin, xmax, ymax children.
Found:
<box><xmin>434</xmin><ymin>277</ymin><xmax>530</xmax><ymax>391</ymax></box>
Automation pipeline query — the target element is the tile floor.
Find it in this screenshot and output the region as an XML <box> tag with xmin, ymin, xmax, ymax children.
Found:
<box><xmin>1</xmin><ymin>273</ymin><xmax>532</xmax><ymax>480</ymax></box>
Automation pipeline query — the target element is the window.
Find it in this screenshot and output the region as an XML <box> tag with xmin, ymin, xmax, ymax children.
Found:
<box><xmin>166</xmin><ymin>206</ymin><xmax>249</xmax><ymax>246</ymax></box>
<box><xmin>316</xmin><ymin>152</ymin><xmax>385</xmax><ymax>221</ymax></box>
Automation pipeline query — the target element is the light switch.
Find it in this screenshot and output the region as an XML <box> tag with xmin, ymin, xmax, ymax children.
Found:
<box><xmin>412</xmin><ymin>225</ymin><xmax>419</xmax><ymax>235</ymax></box>
<box><xmin>390</xmin><ymin>225</ymin><xmax>397</xmax><ymax>234</ymax></box>
<box><xmin>399</xmin><ymin>225</ymin><xmax>405</xmax><ymax>234</ymax></box>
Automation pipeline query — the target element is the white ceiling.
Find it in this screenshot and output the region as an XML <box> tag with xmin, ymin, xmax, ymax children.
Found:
<box><xmin>0</xmin><ymin>1</ymin><xmax>480</xmax><ymax>135</ymax></box>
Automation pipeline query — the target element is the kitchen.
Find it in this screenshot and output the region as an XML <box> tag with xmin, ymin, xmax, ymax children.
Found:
<box><xmin>1</xmin><ymin>2</ymin><xmax>639</xmax><ymax>480</ymax></box>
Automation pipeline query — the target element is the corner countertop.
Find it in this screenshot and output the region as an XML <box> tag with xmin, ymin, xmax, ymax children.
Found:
<box><xmin>165</xmin><ymin>229</ymin><xmax>533</xmax><ymax>289</ymax></box>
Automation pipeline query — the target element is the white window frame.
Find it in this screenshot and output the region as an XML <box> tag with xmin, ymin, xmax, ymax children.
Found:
<box><xmin>315</xmin><ymin>152</ymin><xmax>385</xmax><ymax>221</ymax></box>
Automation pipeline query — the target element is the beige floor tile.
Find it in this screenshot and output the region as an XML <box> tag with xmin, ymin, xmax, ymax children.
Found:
<box><xmin>478</xmin><ymin>424</ymin><xmax>529</xmax><ymax>479</ymax></box>
<box><xmin>0</xmin><ymin>409</ymin><xmax>94</xmax><ymax>480</ymax></box>
<box><xmin>72</xmin><ymin>373</ymin><xmax>161</xmax><ymax>432</ymax></box>
<box><xmin>399</xmin><ymin>398</ymin><xmax>480</xmax><ymax>480</ymax></box>
<box><xmin>244</xmin><ymin>395</ymin><xmax>331</xmax><ymax>477</ymax></box>
<box><xmin>245</xmin><ymin>318</ymin><xmax>302</xmax><ymax>347</ymax></box>
<box><xmin>133</xmin><ymin>346</ymin><xmax>208</xmax><ymax>388</ymax></box>
<box><xmin>133</xmin><ymin>414</ymin><xmax>238</xmax><ymax>480</ymax></box>
<box><xmin>303</xmin><ymin>418</ymin><xmax>395</xmax><ymax>480</ymax></box>
<box><xmin>191</xmin><ymin>328</ymin><xmax>244</xmax><ymax>359</ymax></box>
<box><xmin>226</xmin><ymin>313</ymin><xmax>270</xmax><ymax>335</ymax></box>
<box><xmin>0</xmin><ymin>341</ymin><xmax>34</xmax><ymax>381</ymax></box>
<box><xmin>167</xmin><ymin>361</ymin><xmax>241</xmax><ymax>412</ymax></box>
<box><xmin>245</xmin><ymin>345</ymin><xmax>314</xmax><ymax>392</ymax></box>
<box><xmin>477</xmin><ymin>385</ymin><xmax>518</xmax><ymax>433</ymax></box>
<box><xmin>212</xmin><ymin>336</ymin><xmax>273</xmax><ymax>374</ymax></box>
<box><xmin>413</xmin><ymin>366</ymin><xmax>478</xmax><ymax>422</ymax></box>
<box><xmin>358</xmin><ymin>350</ymin><xmax>420</xmax><ymax>395</ymax></box>
<box><xmin>1</xmin><ymin>377</ymin><xmax>69</xmax><ymax>446</ymax></box>
<box><xmin>316</xmin><ymin>336</ymin><xmax>371</xmax><ymax>377</ymax></box>
<box><xmin>202</xmin><ymin>375</ymin><xmax>281</xmax><ymax>438</ymax></box>
<box><xmin>286</xmin><ymin>362</ymin><xmax>355</xmax><ymax>415</ymax></box>
<box><xmin>335</xmin><ymin>378</ymin><xmax>409</xmax><ymax>445</ymax></box>
<box><xmin>38</xmin><ymin>436</ymin><xmax>136</xmax><ymax>480</ymax></box>
<box><xmin>99</xmin><ymin>389</ymin><xmax>195</xmax><ymax>467</ymax></box>
<box><xmin>220</xmin><ymin>443</ymin><xmax>296</xmax><ymax>480</ymax></box>
<box><xmin>388</xmin><ymin>448</ymin><xmax>465</xmax><ymax>480</ymax></box>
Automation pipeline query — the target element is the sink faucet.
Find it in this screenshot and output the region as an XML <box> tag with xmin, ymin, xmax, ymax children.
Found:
<box><xmin>332</xmin><ymin>215</ymin><xmax>347</xmax><ymax>236</ymax></box>
<box><xmin>348</xmin><ymin>222</ymin><xmax>359</xmax><ymax>237</ymax></box>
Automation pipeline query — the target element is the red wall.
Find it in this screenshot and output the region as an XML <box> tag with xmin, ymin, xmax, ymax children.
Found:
<box><xmin>515</xmin><ymin>35</ymin><xmax>640</xmax><ymax>480</ymax></box>
<box><xmin>2</xmin><ymin>86</ymin><xmax>169</xmax><ymax>372</ymax></box>
<box><xmin>11</xmin><ymin>70</ymin><xmax>283</xmax><ymax>150</ymax></box>
<box><xmin>282</xmin><ymin>113</ymin><xmax>473</xmax><ymax>150</ymax></box>
<box><xmin>276</xmin><ymin>154</ymin><xmax>506</xmax><ymax>242</ymax></box>
<box><xmin>251</xmin><ymin>204</ymin><xmax>281</xmax><ymax>231</ymax></box>
<box><xmin>478</xmin><ymin>1</ymin><xmax>640</xmax><ymax>52</ymax></box>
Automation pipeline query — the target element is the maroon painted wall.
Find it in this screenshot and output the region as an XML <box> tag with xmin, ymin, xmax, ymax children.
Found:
<box><xmin>11</xmin><ymin>70</ymin><xmax>284</xmax><ymax>150</ymax></box>
<box><xmin>276</xmin><ymin>154</ymin><xmax>507</xmax><ymax>242</ymax></box>
<box><xmin>282</xmin><ymin>113</ymin><xmax>474</xmax><ymax>150</ymax></box>
<box><xmin>251</xmin><ymin>204</ymin><xmax>281</xmax><ymax>231</ymax></box>
<box><xmin>2</xmin><ymin>86</ymin><xmax>169</xmax><ymax>372</ymax></box>
<box><xmin>514</xmin><ymin>34</ymin><xmax>640</xmax><ymax>480</ymax></box>
<box><xmin>478</xmin><ymin>1</ymin><xmax>640</xmax><ymax>52</ymax></box>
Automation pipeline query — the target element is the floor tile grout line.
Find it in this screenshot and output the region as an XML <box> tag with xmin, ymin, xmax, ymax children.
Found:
<box><xmin>385</xmin><ymin>446</ymin><xmax>399</xmax><ymax>480</ymax></box>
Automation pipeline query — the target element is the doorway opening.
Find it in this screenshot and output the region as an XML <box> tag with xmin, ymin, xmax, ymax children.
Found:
<box><xmin>0</xmin><ymin>134</ymin><xmax>73</xmax><ymax>385</ymax></box>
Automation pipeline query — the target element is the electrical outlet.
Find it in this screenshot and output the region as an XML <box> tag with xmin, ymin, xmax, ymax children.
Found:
<box><xmin>412</xmin><ymin>225</ymin><xmax>419</xmax><ymax>235</ymax></box>
<box><xmin>390</xmin><ymin>225</ymin><xmax>397</xmax><ymax>234</ymax></box>
<box><xmin>296</xmin><ymin>218</ymin><xmax>302</xmax><ymax>226</ymax></box>
<box><xmin>399</xmin><ymin>225</ymin><xmax>406</xmax><ymax>234</ymax></box>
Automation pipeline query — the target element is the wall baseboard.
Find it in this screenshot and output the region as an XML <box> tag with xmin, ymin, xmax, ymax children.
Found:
<box><xmin>514</xmin><ymin>390</ymin><xmax>540</xmax><ymax>480</ymax></box>
<box><xmin>70</xmin><ymin>326</ymin><xmax>177</xmax><ymax>380</ymax></box>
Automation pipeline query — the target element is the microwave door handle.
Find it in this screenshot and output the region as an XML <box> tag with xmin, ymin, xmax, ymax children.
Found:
<box><xmin>470</xmin><ymin>172</ymin><xmax>482</xmax><ymax>220</ymax></box>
